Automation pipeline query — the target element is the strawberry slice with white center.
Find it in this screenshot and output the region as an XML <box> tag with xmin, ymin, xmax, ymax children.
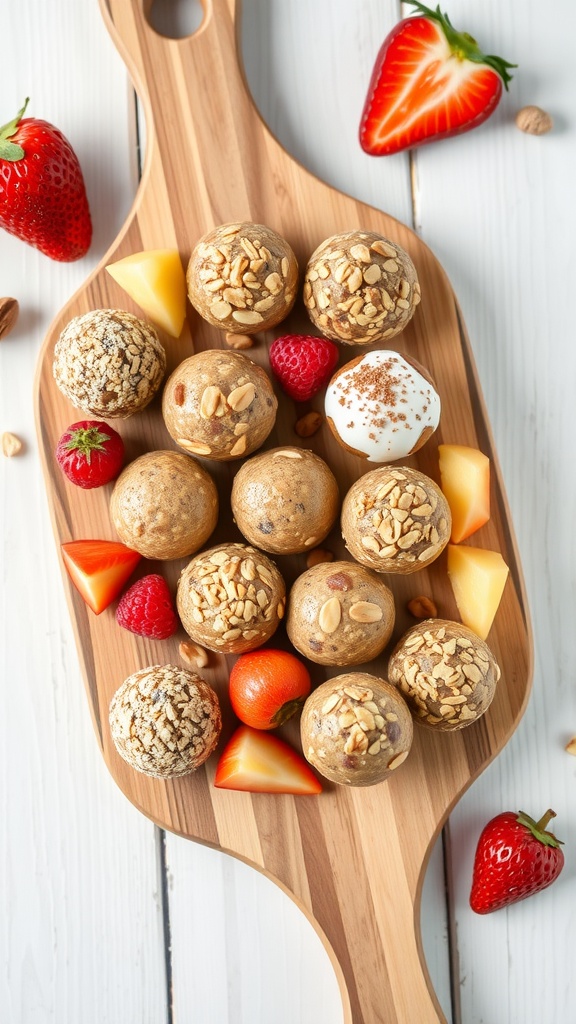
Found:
<box><xmin>214</xmin><ymin>726</ymin><xmax>322</xmax><ymax>795</ymax></box>
<box><xmin>360</xmin><ymin>1</ymin><xmax>516</xmax><ymax>156</ymax></box>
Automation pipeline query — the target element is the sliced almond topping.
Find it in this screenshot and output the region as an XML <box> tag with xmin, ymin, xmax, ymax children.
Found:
<box><xmin>227</xmin><ymin>382</ymin><xmax>256</xmax><ymax>411</ymax></box>
<box><xmin>200</xmin><ymin>385</ymin><xmax>223</xmax><ymax>419</ymax></box>
<box><xmin>388</xmin><ymin>750</ymin><xmax>409</xmax><ymax>770</ymax></box>
<box><xmin>211</xmin><ymin>299</ymin><xmax>232</xmax><ymax>320</ymax></box>
<box><xmin>318</xmin><ymin>596</ymin><xmax>342</xmax><ymax>634</ymax></box>
<box><xmin>232</xmin><ymin>309</ymin><xmax>264</xmax><ymax>326</ymax></box>
<box><xmin>229</xmin><ymin>434</ymin><xmax>247</xmax><ymax>457</ymax></box>
<box><xmin>348</xmin><ymin>601</ymin><xmax>383</xmax><ymax>623</ymax></box>
<box><xmin>321</xmin><ymin>692</ymin><xmax>341</xmax><ymax>715</ymax></box>
<box><xmin>177</xmin><ymin>439</ymin><xmax>212</xmax><ymax>456</ymax></box>
<box><xmin>272</xmin><ymin>449</ymin><xmax>302</xmax><ymax>459</ymax></box>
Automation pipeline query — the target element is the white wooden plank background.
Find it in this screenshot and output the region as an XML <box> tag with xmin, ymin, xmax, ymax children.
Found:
<box><xmin>1</xmin><ymin>2</ymin><xmax>575</xmax><ymax>1022</ymax></box>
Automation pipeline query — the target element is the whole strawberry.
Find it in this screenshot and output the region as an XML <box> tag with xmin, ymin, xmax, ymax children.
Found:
<box><xmin>470</xmin><ymin>809</ymin><xmax>565</xmax><ymax>914</ymax></box>
<box><xmin>269</xmin><ymin>334</ymin><xmax>339</xmax><ymax>402</ymax></box>
<box><xmin>56</xmin><ymin>421</ymin><xmax>125</xmax><ymax>489</ymax></box>
<box><xmin>0</xmin><ymin>98</ymin><xmax>92</xmax><ymax>261</ymax></box>
<box><xmin>116</xmin><ymin>574</ymin><xmax>179</xmax><ymax>640</ymax></box>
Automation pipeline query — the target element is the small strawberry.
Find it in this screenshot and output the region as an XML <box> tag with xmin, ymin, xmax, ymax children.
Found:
<box><xmin>269</xmin><ymin>334</ymin><xmax>339</xmax><ymax>402</ymax></box>
<box><xmin>360</xmin><ymin>2</ymin><xmax>516</xmax><ymax>157</ymax></box>
<box><xmin>116</xmin><ymin>574</ymin><xmax>179</xmax><ymax>640</ymax></box>
<box><xmin>56</xmin><ymin>421</ymin><xmax>125</xmax><ymax>489</ymax></box>
<box><xmin>0</xmin><ymin>98</ymin><xmax>92</xmax><ymax>261</ymax></box>
<box><xmin>470</xmin><ymin>809</ymin><xmax>565</xmax><ymax>915</ymax></box>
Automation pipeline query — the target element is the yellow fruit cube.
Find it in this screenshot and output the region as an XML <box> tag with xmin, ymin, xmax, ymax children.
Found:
<box><xmin>447</xmin><ymin>544</ymin><xmax>509</xmax><ymax>640</ymax></box>
<box><xmin>438</xmin><ymin>443</ymin><xmax>490</xmax><ymax>543</ymax></box>
<box><xmin>106</xmin><ymin>249</ymin><xmax>186</xmax><ymax>337</ymax></box>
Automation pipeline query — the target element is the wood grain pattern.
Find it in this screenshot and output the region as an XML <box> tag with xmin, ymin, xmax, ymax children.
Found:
<box><xmin>33</xmin><ymin>1</ymin><xmax>532</xmax><ymax>1021</ymax></box>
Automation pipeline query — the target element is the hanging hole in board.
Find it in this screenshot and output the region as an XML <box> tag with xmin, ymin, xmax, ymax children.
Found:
<box><xmin>147</xmin><ymin>0</ymin><xmax>205</xmax><ymax>39</ymax></box>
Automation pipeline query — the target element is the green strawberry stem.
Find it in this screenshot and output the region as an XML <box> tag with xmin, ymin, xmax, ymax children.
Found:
<box><xmin>405</xmin><ymin>2</ymin><xmax>517</xmax><ymax>89</ymax></box>
<box><xmin>271</xmin><ymin>697</ymin><xmax>306</xmax><ymax>728</ymax></box>
<box><xmin>0</xmin><ymin>98</ymin><xmax>29</xmax><ymax>161</ymax></box>
<box><xmin>65</xmin><ymin>426</ymin><xmax>111</xmax><ymax>465</ymax></box>
<box><xmin>517</xmin><ymin>809</ymin><xmax>564</xmax><ymax>848</ymax></box>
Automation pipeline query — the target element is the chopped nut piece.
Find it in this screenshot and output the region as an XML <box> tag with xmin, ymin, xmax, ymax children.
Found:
<box><xmin>515</xmin><ymin>105</ymin><xmax>553</xmax><ymax>135</ymax></box>
<box><xmin>224</xmin><ymin>331</ymin><xmax>254</xmax><ymax>350</ymax></box>
<box><xmin>0</xmin><ymin>297</ymin><xmax>19</xmax><ymax>340</ymax></box>
<box><xmin>306</xmin><ymin>547</ymin><xmax>334</xmax><ymax>569</ymax></box>
<box><xmin>1</xmin><ymin>431</ymin><xmax>23</xmax><ymax>457</ymax></box>
<box><xmin>407</xmin><ymin>595</ymin><xmax>438</xmax><ymax>619</ymax></box>
<box><xmin>565</xmin><ymin>737</ymin><xmax>576</xmax><ymax>756</ymax></box>
<box><xmin>179</xmin><ymin>641</ymin><xmax>209</xmax><ymax>670</ymax></box>
<box><xmin>295</xmin><ymin>411</ymin><xmax>323</xmax><ymax>438</ymax></box>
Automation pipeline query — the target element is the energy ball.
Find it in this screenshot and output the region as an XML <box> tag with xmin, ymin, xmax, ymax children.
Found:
<box><xmin>231</xmin><ymin>447</ymin><xmax>340</xmax><ymax>555</ymax></box>
<box><xmin>187</xmin><ymin>221</ymin><xmax>299</xmax><ymax>333</ymax></box>
<box><xmin>109</xmin><ymin>664</ymin><xmax>222</xmax><ymax>778</ymax></box>
<box><xmin>53</xmin><ymin>309</ymin><xmax>166</xmax><ymax>417</ymax></box>
<box><xmin>303</xmin><ymin>230</ymin><xmax>420</xmax><ymax>345</ymax></box>
<box><xmin>286</xmin><ymin>560</ymin><xmax>395</xmax><ymax>667</ymax></box>
<box><xmin>177</xmin><ymin>543</ymin><xmax>286</xmax><ymax>654</ymax></box>
<box><xmin>300</xmin><ymin>673</ymin><xmax>413</xmax><ymax>786</ymax></box>
<box><xmin>162</xmin><ymin>349</ymin><xmax>277</xmax><ymax>461</ymax></box>
<box><xmin>341</xmin><ymin>466</ymin><xmax>451</xmax><ymax>574</ymax></box>
<box><xmin>388</xmin><ymin>619</ymin><xmax>501</xmax><ymax>731</ymax></box>
<box><xmin>325</xmin><ymin>350</ymin><xmax>440</xmax><ymax>462</ymax></box>
<box><xmin>109</xmin><ymin>450</ymin><xmax>218</xmax><ymax>560</ymax></box>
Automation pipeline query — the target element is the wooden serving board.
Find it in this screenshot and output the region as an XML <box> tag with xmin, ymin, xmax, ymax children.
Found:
<box><xmin>34</xmin><ymin>2</ymin><xmax>532</xmax><ymax>1021</ymax></box>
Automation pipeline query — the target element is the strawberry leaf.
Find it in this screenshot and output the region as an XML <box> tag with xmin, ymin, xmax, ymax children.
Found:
<box><xmin>517</xmin><ymin>809</ymin><xmax>564</xmax><ymax>848</ymax></box>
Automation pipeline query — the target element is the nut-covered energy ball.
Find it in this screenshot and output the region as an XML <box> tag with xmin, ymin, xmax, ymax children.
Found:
<box><xmin>162</xmin><ymin>349</ymin><xmax>278</xmax><ymax>461</ymax></box>
<box><xmin>341</xmin><ymin>466</ymin><xmax>451</xmax><ymax>574</ymax></box>
<box><xmin>53</xmin><ymin>309</ymin><xmax>166</xmax><ymax>417</ymax></box>
<box><xmin>109</xmin><ymin>664</ymin><xmax>222</xmax><ymax>778</ymax></box>
<box><xmin>325</xmin><ymin>350</ymin><xmax>440</xmax><ymax>462</ymax></box>
<box><xmin>388</xmin><ymin>619</ymin><xmax>501</xmax><ymax>731</ymax></box>
<box><xmin>187</xmin><ymin>221</ymin><xmax>299</xmax><ymax>333</ymax></box>
<box><xmin>109</xmin><ymin>450</ymin><xmax>218</xmax><ymax>560</ymax></box>
<box><xmin>303</xmin><ymin>231</ymin><xmax>420</xmax><ymax>345</ymax></box>
<box><xmin>177</xmin><ymin>543</ymin><xmax>286</xmax><ymax>654</ymax></box>
<box><xmin>300</xmin><ymin>673</ymin><xmax>413</xmax><ymax>786</ymax></box>
<box><xmin>231</xmin><ymin>447</ymin><xmax>340</xmax><ymax>554</ymax></box>
<box><xmin>286</xmin><ymin>560</ymin><xmax>395</xmax><ymax>666</ymax></box>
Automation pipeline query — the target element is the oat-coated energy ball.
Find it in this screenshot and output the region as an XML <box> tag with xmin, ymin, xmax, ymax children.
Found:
<box><xmin>109</xmin><ymin>450</ymin><xmax>219</xmax><ymax>560</ymax></box>
<box><xmin>286</xmin><ymin>560</ymin><xmax>395</xmax><ymax>666</ymax></box>
<box><xmin>341</xmin><ymin>466</ymin><xmax>451</xmax><ymax>574</ymax></box>
<box><xmin>388</xmin><ymin>619</ymin><xmax>501</xmax><ymax>731</ymax></box>
<box><xmin>53</xmin><ymin>309</ymin><xmax>166</xmax><ymax>417</ymax></box>
<box><xmin>177</xmin><ymin>543</ymin><xmax>286</xmax><ymax>655</ymax></box>
<box><xmin>187</xmin><ymin>221</ymin><xmax>299</xmax><ymax>333</ymax></box>
<box><xmin>231</xmin><ymin>447</ymin><xmax>340</xmax><ymax>555</ymax></box>
<box><xmin>300</xmin><ymin>673</ymin><xmax>413</xmax><ymax>786</ymax></box>
<box><xmin>162</xmin><ymin>349</ymin><xmax>278</xmax><ymax>461</ymax></box>
<box><xmin>303</xmin><ymin>230</ymin><xmax>421</xmax><ymax>345</ymax></box>
<box><xmin>109</xmin><ymin>664</ymin><xmax>222</xmax><ymax>779</ymax></box>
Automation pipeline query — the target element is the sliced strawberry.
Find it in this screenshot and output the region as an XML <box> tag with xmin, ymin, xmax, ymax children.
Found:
<box><xmin>214</xmin><ymin>726</ymin><xmax>322</xmax><ymax>795</ymax></box>
<box><xmin>61</xmin><ymin>540</ymin><xmax>141</xmax><ymax>615</ymax></box>
<box><xmin>360</xmin><ymin>2</ymin><xmax>516</xmax><ymax>156</ymax></box>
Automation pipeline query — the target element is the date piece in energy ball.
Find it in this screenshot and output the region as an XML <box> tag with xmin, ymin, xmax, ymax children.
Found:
<box><xmin>109</xmin><ymin>450</ymin><xmax>218</xmax><ymax>560</ymax></box>
<box><xmin>388</xmin><ymin>619</ymin><xmax>501</xmax><ymax>731</ymax></box>
<box><xmin>109</xmin><ymin>664</ymin><xmax>222</xmax><ymax>779</ymax></box>
<box><xmin>303</xmin><ymin>231</ymin><xmax>420</xmax><ymax>345</ymax></box>
<box><xmin>231</xmin><ymin>447</ymin><xmax>340</xmax><ymax>555</ymax></box>
<box><xmin>187</xmin><ymin>221</ymin><xmax>299</xmax><ymax>333</ymax></box>
<box><xmin>341</xmin><ymin>466</ymin><xmax>451</xmax><ymax>574</ymax></box>
<box><xmin>325</xmin><ymin>350</ymin><xmax>440</xmax><ymax>462</ymax></box>
<box><xmin>162</xmin><ymin>349</ymin><xmax>278</xmax><ymax>461</ymax></box>
<box><xmin>286</xmin><ymin>560</ymin><xmax>395</xmax><ymax>667</ymax></box>
<box><xmin>177</xmin><ymin>543</ymin><xmax>286</xmax><ymax>655</ymax></box>
<box><xmin>300</xmin><ymin>673</ymin><xmax>413</xmax><ymax>786</ymax></box>
<box><xmin>53</xmin><ymin>309</ymin><xmax>166</xmax><ymax>417</ymax></box>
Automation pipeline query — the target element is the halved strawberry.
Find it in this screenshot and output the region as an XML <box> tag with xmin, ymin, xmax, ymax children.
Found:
<box><xmin>360</xmin><ymin>2</ymin><xmax>516</xmax><ymax>156</ymax></box>
<box><xmin>214</xmin><ymin>726</ymin><xmax>322</xmax><ymax>795</ymax></box>
<box><xmin>61</xmin><ymin>540</ymin><xmax>141</xmax><ymax>615</ymax></box>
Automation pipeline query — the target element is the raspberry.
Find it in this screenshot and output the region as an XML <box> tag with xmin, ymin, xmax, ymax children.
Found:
<box><xmin>116</xmin><ymin>574</ymin><xmax>179</xmax><ymax>640</ymax></box>
<box><xmin>269</xmin><ymin>334</ymin><xmax>339</xmax><ymax>402</ymax></box>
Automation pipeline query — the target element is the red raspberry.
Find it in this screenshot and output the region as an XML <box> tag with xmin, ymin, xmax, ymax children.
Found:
<box><xmin>56</xmin><ymin>420</ymin><xmax>124</xmax><ymax>489</ymax></box>
<box><xmin>269</xmin><ymin>334</ymin><xmax>339</xmax><ymax>402</ymax></box>
<box><xmin>116</xmin><ymin>574</ymin><xmax>179</xmax><ymax>640</ymax></box>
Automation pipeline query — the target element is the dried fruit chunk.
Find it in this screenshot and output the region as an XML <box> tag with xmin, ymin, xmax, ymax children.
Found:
<box><xmin>106</xmin><ymin>249</ymin><xmax>186</xmax><ymax>338</ymax></box>
<box><xmin>447</xmin><ymin>545</ymin><xmax>509</xmax><ymax>640</ymax></box>
<box><xmin>438</xmin><ymin>444</ymin><xmax>490</xmax><ymax>543</ymax></box>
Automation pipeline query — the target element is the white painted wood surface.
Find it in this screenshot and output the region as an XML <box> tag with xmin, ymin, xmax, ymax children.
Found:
<box><xmin>1</xmin><ymin>1</ymin><xmax>574</xmax><ymax>1022</ymax></box>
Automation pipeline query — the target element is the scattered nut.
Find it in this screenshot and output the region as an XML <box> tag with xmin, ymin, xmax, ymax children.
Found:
<box><xmin>295</xmin><ymin>411</ymin><xmax>323</xmax><ymax>438</ymax></box>
<box><xmin>0</xmin><ymin>297</ymin><xmax>19</xmax><ymax>340</ymax></box>
<box><xmin>515</xmin><ymin>105</ymin><xmax>553</xmax><ymax>135</ymax></box>
<box><xmin>225</xmin><ymin>331</ymin><xmax>254</xmax><ymax>350</ymax></box>
<box><xmin>2</xmin><ymin>431</ymin><xmax>23</xmax><ymax>457</ymax></box>
<box><xmin>179</xmin><ymin>640</ymin><xmax>209</xmax><ymax>670</ymax></box>
<box><xmin>565</xmin><ymin>737</ymin><xmax>576</xmax><ymax>757</ymax></box>
<box><xmin>306</xmin><ymin>547</ymin><xmax>334</xmax><ymax>569</ymax></box>
<box><xmin>407</xmin><ymin>595</ymin><xmax>438</xmax><ymax>619</ymax></box>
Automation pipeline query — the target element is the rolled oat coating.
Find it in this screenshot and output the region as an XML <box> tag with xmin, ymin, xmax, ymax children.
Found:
<box><xmin>109</xmin><ymin>664</ymin><xmax>222</xmax><ymax>778</ymax></box>
<box><xmin>53</xmin><ymin>309</ymin><xmax>166</xmax><ymax>417</ymax></box>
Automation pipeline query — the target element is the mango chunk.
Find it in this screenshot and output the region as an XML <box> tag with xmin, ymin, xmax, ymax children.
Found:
<box><xmin>447</xmin><ymin>544</ymin><xmax>509</xmax><ymax>640</ymax></box>
<box><xmin>439</xmin><ymin>444</ymin><xmax>490</xmax><ymax>543</ymax></box>
<box><xmin>106</xmin><ymin>249</ymin><xmax>186</xmax><ymax>337</ymax></box>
